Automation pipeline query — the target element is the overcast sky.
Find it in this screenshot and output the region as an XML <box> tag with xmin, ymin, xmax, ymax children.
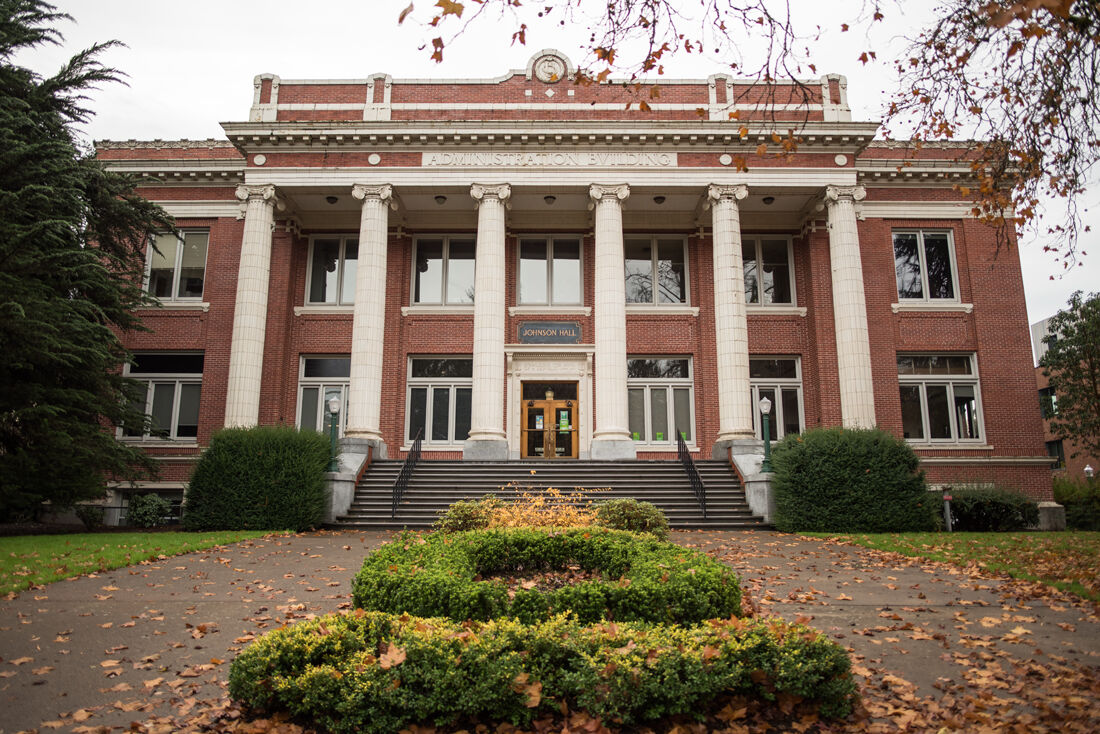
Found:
<box><xmin>16</xmin><ymin>0</ymin><xmax>1097</xmax><ymax>333</ymax></box>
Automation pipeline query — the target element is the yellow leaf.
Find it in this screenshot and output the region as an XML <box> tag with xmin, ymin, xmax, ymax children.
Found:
<box><xmin>435</xmin><ymin>0</ymin><xmax>464</xmax><ymax>17</ymax></box>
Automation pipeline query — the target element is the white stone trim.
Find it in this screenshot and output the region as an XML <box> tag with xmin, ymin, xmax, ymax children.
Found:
<box><xmin>625</xmin><ymin>305</ymin><xmax>701</xmax><ymax>316</ymax></box>
<box><xmin>389</xmin><ymin>102</ymin><xmax>819</xmax><ymax>112</ymax></box>
<box><xmin>277</xmin><ymin>103</ymin><xmax>368</xmax><ymax>110</ymax></box>
<box><xmin>919</xmin><ymin>455</ymin><xmax>1052</xmax><ymax>465</ymax></box>
<box><xmin>158</xmin><ymin>201</ymin><xmax>244</xmax><ymax>219</ymax></box>
<box><xmin>891</xmin><ymin>302</ymin><xmax>974</xmax><ymax>314</ymax></box>
<box><xmin>746</xmin><ymin>305</ymin><xmax>807</xmax><ymax>316</ymax></box>
<box><xmin>505</xmin><ymin>348</ymin><xmax>594</xmax><ymax>459</ymax></box>
<box><xmin>147</xmin><ymin>301</ymin><xmax>211</xmax><ymax>313</ymax></box>
<box><xmin>401</xmin><ymin>305</ymin><xmax>475</xmax><ymax>316</ymax></box>
<box><xmin>509</xmin><ymin>306</ymin><xmax>591</xmax><ymax>316</ymax></box>
<box><xmin>294</xmin><ymin>305</ymin><xmax>355</xmax><ymax>316</ymax></box>
<box><xmin>861</xmin><ymin>202</ymin><xmax>977</xmax><ymax>219</ymax></box>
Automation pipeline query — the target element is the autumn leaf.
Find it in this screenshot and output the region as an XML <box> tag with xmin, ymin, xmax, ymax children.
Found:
<box><xmin>379</xmin><ymin>644</ymin><xmax>407</xmax><ymax>670</ymax></box>
<box><xmin>397</xmin><ymin>2</ymin><xmax>414</xmax><ymax>24</ymax></box>
<box><xmin>435</xmin><ymin>0</ymin><xmax>463</xmax><ymax>18</ymax></box>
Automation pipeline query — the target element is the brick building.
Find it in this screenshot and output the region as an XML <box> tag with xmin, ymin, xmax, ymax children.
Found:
<box><xmin>98</xmin><ymin>50</ymin><xmax>1052</xmax><ymax>519</ymax></box>
<box><xmin>1032</xmin><ymin>316</ymin><xmax>1099</xmax><ymax>480</ymax></box>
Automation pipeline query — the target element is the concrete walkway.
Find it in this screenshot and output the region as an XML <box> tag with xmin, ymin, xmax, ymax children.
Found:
<box><xmin>1</xmin><ymin>530</ymin><xmax>1097</xmax><ymax>732</ymax></box>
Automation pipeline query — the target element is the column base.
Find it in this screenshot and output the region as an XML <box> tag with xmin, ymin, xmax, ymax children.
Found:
<box><xmin>590</xmin><ymin>438</ymin><xmax>637</xmax><ymax>460</ymax></box>
<box><xmin>463</xmin><ymin>438</ymin><xmax>509</xmax><ymax>461</ymax></box>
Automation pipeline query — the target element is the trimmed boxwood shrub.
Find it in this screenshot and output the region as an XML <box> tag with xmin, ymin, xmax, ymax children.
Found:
<box><xmin>351</xmin><ymin>527</ymin><xmax>741</xmax><ymax>625</ymax></box>
<box><xmin>182</xmin><ymin>426</ymin><xmax>329</xmax><ymax>531</ymax></box>
<box><xmin>773</xmin><ymin>427</ymin><xmax>937</xmax><ymax>533</ymax></box>
<box><xmin>593</xmin><ymin>498</ymin><xmax>669</xmax><ymax>539</ymax></box>
<box><xmin>229</xmin><ymin>610</ymin><xmax>857</xmax><ymax>733</ymax></box>
<box><xmin>1053</xmin><ymin>476</ymin><xmax>1100</xmax><ymax>530</ymax></box>
<box><xmin>126</xmin><ymin>493</ymin><xmax>172</xmax><ymax>528</ymax></box>
<box><xmin>947</xmin><ymin>486</ymin><xmax>1039</xmax><ymax>531</ymax></box>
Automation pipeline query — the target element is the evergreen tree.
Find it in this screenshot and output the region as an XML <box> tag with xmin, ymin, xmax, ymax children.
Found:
<box><xmin>0</xmin><ymin>0</ymin><xmax>173</xmax><ymax>520</ymax></box>
<box><xmin>1041</xmin><ymin>291</ymin><xmax>1100</xmax><ymax>460</ymax></box>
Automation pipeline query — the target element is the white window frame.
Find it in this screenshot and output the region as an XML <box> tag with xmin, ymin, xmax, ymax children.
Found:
<box><xmin>741</xmin><ymin>236</ymin><xmax>796</xmax><ymax>306</ymax></box>
<box><xmin>305</xmin><ymin>235</ymin><xmax>359</xmax><ymax>306</ymax></box>
<box><xmin>145</xmin><ymin>230</ymin><xmax>209</xmax><ymax>303</ymax></box>
<box><xmin>892</xmin><ymin>229</ymin><xmax>960</xmax><ymax>303</ymax></box>
<box><xmin>626</xmin><ymin>356</ymin><xmax>695</xmax><ymax>447</ymax></box>
<box><xmin>897</xmin><ymin>353</ymin><xmax>985</xmax><ymax>444</ymax></box>
<box><xmin>405</xmin><ymin>356</ymin><xmax>474</xmax><ymax>446</ymax></box>
<box><xmin>624</xmin><ymin>236</ymin><xmax>691</xmax><ymax>307</ymax></box>
<box><xmin>410</xmin><ymin>236</ymin><xmax>477</xmax><ymax>307</ymax></box>
<box><xmin>516</xmin><ymin>235</ymin><xmax>584</xmax><ymax>306</ymax></box>
<box><xmin>296</xmin><ymin>356</ymin><xmax>351</xmax><ymax>436</ymax></box>
<box><xmin>121</xmin><ymin>353</ymin><xmax>203</xmax><ymax>442</ymax></box>
<box><xmin>749</xmin><ymin>356</ymin><xmax>804</xmax><ymax>440</ymax></box>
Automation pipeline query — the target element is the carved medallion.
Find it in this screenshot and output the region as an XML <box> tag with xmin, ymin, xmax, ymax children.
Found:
<box><xmin>534</xmin><ymin>54</ymin><xmax>566</xmax><ymax>84</ymax></box>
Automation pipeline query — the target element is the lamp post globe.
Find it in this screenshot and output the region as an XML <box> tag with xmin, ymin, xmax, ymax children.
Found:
<box><xmin>327</xmin><ymin>396</ymin><xmax>341</xmax><ymax>472</ymax></box>
<box><xmin>759</xmin><ymin>396</ymin><xmax>773</xmax><ymax>473</ymax></box>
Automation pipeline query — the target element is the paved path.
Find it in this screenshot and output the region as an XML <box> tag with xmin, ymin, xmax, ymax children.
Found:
<box><xmin>1</xmin><ymin>530</ymin><xmax>1097</xmax><ymax>733</ymax></box>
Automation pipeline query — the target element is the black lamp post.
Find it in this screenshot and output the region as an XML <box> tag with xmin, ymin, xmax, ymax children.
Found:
<box><xmin>759</xmin><ymin>395</ymin><xmax>773</xmax><ymax>473</ymax></box>
<box><xmin>327</xmin><ymin>395</ymin><xmax>341</xmax><ymax>472</ymax></box>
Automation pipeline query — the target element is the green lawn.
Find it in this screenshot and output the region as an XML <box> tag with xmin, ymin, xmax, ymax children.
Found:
<box><xmin>0</xmin><ymin>531</ymin><xmax>282</xmax><ymax>595</ymax></box>
<box><xmin>812</xmin><ymin>531</ymin><xmax>1100</xmax><ymax>601</ymax></box>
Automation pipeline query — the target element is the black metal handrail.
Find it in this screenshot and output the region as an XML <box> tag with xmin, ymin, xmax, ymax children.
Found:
<box><xmin>391</xmin><ymin>428</ymin><xmax>423</xmax><ymax>518</ymax></box>
<box><xmin>677</xmin><ymin>433</ymin><xmax>706</xmax><ymax>519</ymax></box>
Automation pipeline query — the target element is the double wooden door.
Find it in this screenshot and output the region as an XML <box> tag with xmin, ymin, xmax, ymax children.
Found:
<box><xmin>520</xmin><ymin>383</ymin><xmax>578</xmax><ymax>459</ymax></box>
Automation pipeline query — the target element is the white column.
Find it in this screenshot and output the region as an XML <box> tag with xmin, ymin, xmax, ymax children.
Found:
<box><xmin>345</xmin><ymin>184</ymin><xmax>395</xmax><ymax>450</ymax></box>
<box><xmin>225</xmin><ymin>184</ymin><xmax>281</xmax><ymax>427</ymax></box>
<box><xmin>463</xmin><ymin>183</ymin><xmax>510</xmax><ymax>460</ymax></box>
<box><xmin>825</xmin><ymin>184</ymin><xmax>877</xmax><ymax>428</ymax></box>
<box><xmin>589</xmin><ymin>184</ymin><xmax>636</xmax><ymax>460</ymax></box>
<box><xmin>709</xmin><ymin>184</ymin><xmax>756</xmax><ymax>447</ymax></box>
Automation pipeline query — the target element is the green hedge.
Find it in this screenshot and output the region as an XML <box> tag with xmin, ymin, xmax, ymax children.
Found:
<box><xmin>229</xmin><ymin>611</ymin><xmax>856</xmax><ymax>733</ymax></box>
<box><xmin>351</xmin><ymin>527</ymin><xmax>741</xmax><ymax>625</ymax></box>
<box><xmin>946</xmin><ymin>486</ymin><xmax>1039</xmax><ymax>531</ymax></box>
<box><xmin>773</xmin><ymin>427</ymin><xmax>937</xmax><ymax>533</ymax></box>
<box><xmin>593</xmin><ymin>498</ymin><xmax>669</xmax><ymax>539</ymax></box>
<box><xmin>182</xmin><ymin>426</ymin><xmax>330</xmax><ymax>531</ymax></box>
<box><xmin>1053</xmin><ymin>476</ymin><xmax>1100</xmax><ymax>530</ymax></box>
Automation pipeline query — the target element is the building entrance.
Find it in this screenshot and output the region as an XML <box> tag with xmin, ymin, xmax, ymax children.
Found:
<box><xmin>520</xmin><ymin>382</ymin><xmax>578</xmax><ymax>459</ymax></box>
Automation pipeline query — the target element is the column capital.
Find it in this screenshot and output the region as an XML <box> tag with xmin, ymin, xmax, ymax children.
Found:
<box><xmin>470</xmin><ymin>183</ymin><xmax>511</xmax><ymax>205</ymax></box>
<box><xmin>235</xmin><ymin>183</ymin><xmax>278</xmax><ymax>203</ymax></box>
<box><xmin>351</xmin><ymin>183</ymin><xmax>397</xmax><ymax>209</ymax></box>
<box><xmin>589</xmin><ymin>183</ymin><xmax>630</xmax><ymax>204</ymax></box>
<box><xmin>707</xmin><ymin>183</ymin><xmax>749</xmax><ymax>204</ymax></box>
<box><xmin>824</xmin><ymin>184</ymin><xmax>866</xmax><ymax>204</ymax></box>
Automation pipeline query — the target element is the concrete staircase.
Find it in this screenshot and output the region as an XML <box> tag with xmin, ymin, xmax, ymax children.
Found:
<box><xmin>333</xmin><ymin>459</ymin><xmax>767</xmax><ymax>529</ymax></box>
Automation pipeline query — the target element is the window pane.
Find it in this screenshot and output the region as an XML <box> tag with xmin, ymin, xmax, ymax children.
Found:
<box><xmin>304</xmin><ymin>357</ymin><xmax>351</xmax><ymax>378</ymax></box>
<box><xmin>628</xmin><ymin>388</ymin><xmax>645</xmax><ymax>441</ymax></box>
<box><xmin>953</xmin><ymin>385</ymin><xmax>980</xmax><ymax>440</ymax></box>
<box><xmin>150</xmin><ymin>383</ymin><xmax>175</xmax><ymax>436</ymax></box>
<box><xmin>650</xmin><ymin>388</ymin><xmax>669</xmax><ymax>441</ymax></box>
<box><xmin>781</xmin><ymin>388</ymin><xmax>800</xmax><ymax>437</ymax></box>
<box><xmin>627</xmin><ymin>358</ymin><xmax>689</xmax><ymax>379</ymax></box>
<box><xmin>758</xmin><ymin>387</ymin><xmax>778</xmax><ymax>441</ymax></box>
<box><xmin>176</xmin><ymin>383</ymin><xmax>200</xmax><ymax>438</ymax></box>
<box><xmin>899</xmin><ymin>385</ymin><xmax>924</xmax><ymax>439</ymax></box>
<box><xmin>431</xmin><ymin>387</ymin><xmax>450</xmax><ymax>441</ymax></box>
<box><xmin>148</xmin><ymin>234</ymin><xmax>178</xmax><ymax>298</ymax></box>
<box><xmin>760</xmin><ymin>239</ymin><xmax>791</xmax><ymax>304</ymax></box>
<box><xmin>310</xmin><ymin>239</ymin><xmax>341</xmax><ymax>304</ymax></box>
<box><xmin>926</xmin><ymin>385</ymin><xmax>952</xmax><ymax>439</ymax></box>
<box><xmin>742</xmin><ymin>241</ymin><xmax>759</xmax><ymax>304</ymax></box>
<box><xmin>340</xmin><ymin>240</ymin><xmax>358</xmax><ymax>305</ymax></box>
<box><xmin>922</xmin><ymin>233</ymin><xmax>954</xmax><ymax>299</ymax></box>
<box><xmin>123</xmin><ymin>383</ymin><xmax>148</xmax><ymax>437</ymax></box>
<box><xmin>300</xmin><ymin>387</ymin><xmax>320</xmax><ymax>431</ymax></box>
<box><xmin>446</xmin><ymin>239</ymin><xmax>476</xmax><ymax>304</ymax></box>
<box><xmin>454</xmin><ymin>387</ymin><xmax>471</xmax><ymax>442</ymax></box>
<box><xmin>624</xmin><ymin>239</ymin><xmax>653</xmax><ymax>303</ymax></box>
<box><xmin>519</xmin><ymin>239</ymin><xmax>548</xmax><ymax>304</ymax></box>
<box><xmin>414</xmin><ymin>240</ymin><xmax>444</xmax><ymax>303</ymax></box>
<box><xmin>321</xmin><ymin>387</ymin><xmax>342</xmax><ymax>434</ymax></box>
<box><xmin>131</xmin><ymin>353</ymin><xmax>204</xmax><ymax>375</ymax></box>
<box><xmin>551</xmin><ymin>239</ymin><xmax>581</xmax><ymax>304</ymax></box>
<box><xmin>409</xmin><ymin>387</ymin><xmax>427</xmax><ymax>441</ymax></box>
<box><xmin>176</xmin><ymin>233</ymin><xmax>207</xmax><ymax>298</ymax></box>
<box><xmin>749</xmin><ymin>358</ymin><xmax>797</xmax><ymax>380</ymax></box>
<box><xmin>411</xmin><ymin>358</ymin><xmax>473</xmax><ymax>378</ymax></box>
<box><xmin>656</xmin><ymin>239</ymin><xmax>686</xmax><ymax>303</ymax></box>
<box><xmin>673</xmin><ymin>388</ymin><xmax>692</xmax><ymax>441</ymax></box>
<box><xmin>893</xmin><ymin>233</ymin><xmax>924</xmax><ymax>299</ymax></box>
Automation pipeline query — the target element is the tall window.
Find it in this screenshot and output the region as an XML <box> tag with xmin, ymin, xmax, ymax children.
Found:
<box><xmin>1046</xmin><ymin>439</ymin><xmax>1065</xmax><ymax>469</ymax></box>
<box><xmin>742</xmin><ymin>237</ymin><xmax>794</xmax><ymax>305</ymax></box>
<box><xmin>147</xmin><ymin>231</ymin><xmax>208</xmax><ymax>301</ymax></box>
<box><xmin>413</xmin><ymin>237</ymin><xmax>476</xmax><ymax>305</ymax></box>
<box><xmin>749</xmin><ymin>357</ymin><xmax>803</xmax><ymax>440</ymax></box>
<box><xmin>898</xmin><ymin>354</ymin><xmax>983</xmax><ymax>442</ymax></box>
<box><xmin>627</xmin><ymin>358</ymin><xmax>694</xmax><ymax>445</ymax></box>
<box><xmin>893</xmin><ymin>230</ymin><xmax>958</xmax><ymax>302</ymax></box>
<box><xmin>307</xmin><ymin>236</ymin><xmax>358</xmax><ymax>305</ymax></box>
<box><xmin>624</xmin><ymin>238</ymin><xmax>688</xmax><ymax>305</ymax></box>
<box><xmin>518</xmin><ymin>237</ymin><xmax>582</xmax><ymax>305</ymax></box>
<box><xmin>123</xmin><ymin>353</ymin><xmax>203</xmax><ymax>440</ymax></box>
<box><xmin>298</xmin><ymin>356</ymin><xmax>350</xmax><ymax>435</ymax></box>
<box><xmin>407</xmin><ymin>357</ymin><xmax>472</xmax><ymax>444</ymax></box>
<box><xmin>1038</xmin><ymin>386</ymin><xmax>1059</xmax><ymax>419</ymax></box>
